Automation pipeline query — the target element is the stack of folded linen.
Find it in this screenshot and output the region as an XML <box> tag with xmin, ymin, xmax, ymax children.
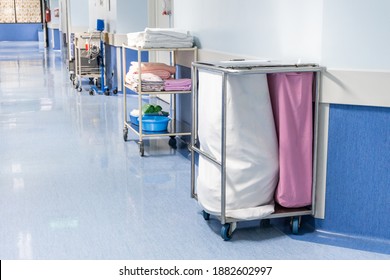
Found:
<box><xmin>125</xmin><ymin>72</ymin><xmax>164</xmax><ymax>92</ymax></box>
<box><xmin>164</xmin><ymin>78</ymin><xmax>192</xmax><ymax>91</ymax></box>
<box><xmin>127</xmin><ymin>28</ymin><xmax>194</xmax><ymax>48</ymax></box>
<box><xmin>126</xmin><ymin>32</ymin><xmax>144</xmax><ymax>47</ymax></box>
<box><xmin>129</xmin><ymin>62</ymin><xmax>176</xmax><ymax>80</ymax></box>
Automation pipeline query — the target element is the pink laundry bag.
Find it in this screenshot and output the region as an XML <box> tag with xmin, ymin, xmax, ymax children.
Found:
<box><xmin>267</xmin><ymin>72</ymin><xmax>314</xmax><ymax>208</ymax></box>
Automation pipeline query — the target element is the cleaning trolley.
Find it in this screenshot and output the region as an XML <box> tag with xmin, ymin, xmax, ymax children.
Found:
<box><xmin>72</xmin><ymin>19</ymin><xmax>110</xmax><ymax>95</ymax></box>
<box><xmin>191</xmin><ymin>60</ymin><xmax>324</xmax><ymax>240</ymax></box>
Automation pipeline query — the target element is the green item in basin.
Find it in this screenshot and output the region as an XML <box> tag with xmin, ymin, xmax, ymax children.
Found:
<box><xmin>142</xmin><ymin>104</ymin><xmax>163</xmax><ymax>114</ymax></box>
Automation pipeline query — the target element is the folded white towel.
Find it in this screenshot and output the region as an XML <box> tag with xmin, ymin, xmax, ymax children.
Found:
<box><xmin>127</xmin><ymin>29</ymin><xmax>194</xmax><ymax>48</ymax></box>
<box><xmin>144</xmin><ymin>28</ymin><xmax>190</xmax><ymax>39</ymax></box>
<box><xmin>137</xmin><ymin>41</ymin><xmax>193</xmax><ymax>48</ymax></box>
<box><xmin>127</xmin><ymin>32</ymin><xmax>145</xmax><ymax>46</ymax></box>
<box><xmin>126</xmin><ymin>72</ymin><xmax>163</xmax><ymax>83</ymax></box>
<box><xmin>144</xmin><ymin>34</ymin><xmax>193</xmax><ymax>43</ymax></box>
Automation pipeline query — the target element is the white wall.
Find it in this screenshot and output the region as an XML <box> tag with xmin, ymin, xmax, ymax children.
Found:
<box><xmin>49</xmin><ymin>0</ymin><xmax>60</xmax><ymax>25</ymax></box>
<box><xmin>88</xmin><ymin>0</ymin><xmax>148</xmax><ymax>34</ymax></box>
<box><xmin>69</xmin><ymin>0</ymin><xmax>89</xmax><ymax>31</ymax></box>
<box><xmin>174</xmin><ymin>0</ymin><xmax>323</xmax><ymax>63</ymax></box>
<box><xmin>116</xmin><ymin>0</ymin><xmax>148</xmax><ymax>33</ymax></box>
<box><xmin>321</xmin><ymin>0</ymin><xmax>390</xmax><ymax>70</ymax></box>
<box><xmin>88</xmin><ymin>0</ymin><xmax>110</xmax><ymax>31</ymax></box>
<box><xmin>174</xmin><ymin>0</ymin><xmax>390</xmax><ymax>71</ymax></box>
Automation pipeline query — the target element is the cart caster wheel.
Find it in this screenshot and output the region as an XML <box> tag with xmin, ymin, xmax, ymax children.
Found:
<box><xmin>96</xmin><ymin>78</ymin><xmax>102</xmax><ymax>89</ymax></box>
<box><xmin>260</xmin><ymin>219</ymin><xmax>271</xmax><ymax>227</ymax></box>
<box><xmin>139</xmin><ymin>142</ymin><xmax>144</xmax><ymax>156</ymax></box>
<box><xmin>168</xmin><ymin>137</ymin><xmax>177</xmax><ymax>148</ymax></box>
<box><xmin>202</xmin><ymin>210</ymin><xmax>210</xmax><ymax>220</ymax></box>
<box><xmin>123</xmin><ymin>128</ymin><xmax>128</xmax><ymax>141</ymax></box>
<box><xmin>89</xmin><ymin>90</ymin><xmax>94</xmax><ymax>95</ymax></box>
<box><xmin>221</xmin><ymin>223</ymin><xmax>232</xmax><ymax>241</ymax></box>
<box><xmin>113</xmin><ymin>88</ymin><xmax>118</xmax><ymax>95</ymax></box>
<box><xmin>77</xmin><ymin>87</ymin><xmax>82</xmax><ymax>92</ymax></box>
<box><xmin>104</xmin><ymin>90</ymin><xmax>110</xmax><ymax>96</ymax></box>
<box><xmin>291</xmin><ymin>217</ymin><xmax>300</xmax><ymax>235</ymax></box>
<box><xmin>74</xmin><ymin>80</ymin><xmax>80</xmax><ymax>89</ymax></box>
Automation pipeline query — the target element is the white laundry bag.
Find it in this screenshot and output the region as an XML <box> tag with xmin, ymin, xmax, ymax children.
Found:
<box><xmin>196</xmin><ymin>69</ymin><xmax>279</xmax><ymax>220</ymax></box>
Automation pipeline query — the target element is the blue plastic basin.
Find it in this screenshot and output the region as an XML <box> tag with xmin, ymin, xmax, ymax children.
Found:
<box><xmin>138</xmin><ymin>116</ymin><xmax>170</xmax><ymax>132</ymax></box>
<box><xmin>130</xmin><ymin>114</ymin><xmax>139</xmax><ymax>125</ymax></box>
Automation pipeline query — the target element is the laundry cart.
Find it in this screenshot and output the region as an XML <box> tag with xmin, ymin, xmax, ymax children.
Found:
<box><xmin>73</xmin><ymin>31</ymin><xmax>109</xmax><ymax>95</ymax></box>
<box><xmin>190</xmin><ymin>60</ymin><xmax>324</xmax><ymax>240</ymax></box>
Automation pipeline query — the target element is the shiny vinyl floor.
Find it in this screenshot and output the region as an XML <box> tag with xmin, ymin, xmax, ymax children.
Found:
<box><xmin>0</xmin><ymin>42</ymin><xmax>389</xmax><ymax>260</ymax></box>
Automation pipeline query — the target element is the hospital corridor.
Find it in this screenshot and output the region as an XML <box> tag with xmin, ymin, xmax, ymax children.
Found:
<box><xmin>0</xmin><ymin>0</ymin><xmax>389</xmax><ymax>266</ymax></box>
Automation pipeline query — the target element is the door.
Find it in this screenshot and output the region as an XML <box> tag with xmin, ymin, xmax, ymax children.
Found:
<box><xmin>148</xmin><ymin>0</ymin><xmax>173</xmax><ymax>103</ymax></box>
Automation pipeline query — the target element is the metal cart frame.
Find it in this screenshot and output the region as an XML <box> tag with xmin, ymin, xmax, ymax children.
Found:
<box><xmin>122</xmin><ymin>45</ymin><xmax>197</xmax><ymax>156</ymax></box>
<box><xmin>190</xmin><ymin>61</ymin><xmax>325</xmax><ymax>240</ymax></box>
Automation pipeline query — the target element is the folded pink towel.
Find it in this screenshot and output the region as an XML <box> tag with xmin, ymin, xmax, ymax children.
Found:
<box><xmin>131</xmin><ymin>62</ymin><xmax>176</xmax><ymax>74</ymax></box>
<box><xmin>165</xmin><ymin>85</ymin><xmax>192</xmax><ymax>91</ymax></box>
<box><xmin>164</xmin><ymin>78</ymin><xmax>192</xmax><ymax>87</ymax></box>
<box><xmin>130</xmin><ymin>68</ymin><xmax>172</xmax><ymax>80</ymax></box>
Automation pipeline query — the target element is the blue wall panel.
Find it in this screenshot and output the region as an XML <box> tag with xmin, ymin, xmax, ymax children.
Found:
<box><xmin>316</xmin><ymin>104</ymin><xmax>390</xmax><ymax>241</ymax></box>
<box><xmin>104</xmin><ymin>44</ymin><xmax>117</xmax><ymax>91</ymax></box>
<box><xmin>52</xmin><ymin>29</ymin><xmax>60</xmax><ymax>50</ymax></box>
<box><xmin>105</xmin><ymin>46</ymin><xmax>147</xmax><ymax>94</ymax></box>
<box><xmin>48</xmin><ymin>28</ymin><xmax>60</xmax><ymax>50</ymax></box>
<box><xmin>0</xmin><ymin>24</ymin><xmax>42</xmax><ymax>41</ymax></box>
<box><xmin>176</xmin><ymin>65</ymin><xmax>192</xmax><ymax>127</ymax></box>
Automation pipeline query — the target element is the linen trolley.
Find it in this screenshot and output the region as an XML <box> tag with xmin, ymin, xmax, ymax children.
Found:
<box><xmin>190</xmin><ymin>60</ymin><xmax>324</xmax><ymax>240</ymax></box>
<box><xmin>122</xmin><ymin>45</ymin><xmax>197</xmax><ymax>156</ymax></box>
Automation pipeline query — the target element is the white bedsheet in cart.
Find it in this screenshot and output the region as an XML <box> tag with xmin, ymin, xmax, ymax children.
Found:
<box><xmin>196</xmin><ymin>69</ymin><xmax>279</xmax><ymax>221</ymax></box>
